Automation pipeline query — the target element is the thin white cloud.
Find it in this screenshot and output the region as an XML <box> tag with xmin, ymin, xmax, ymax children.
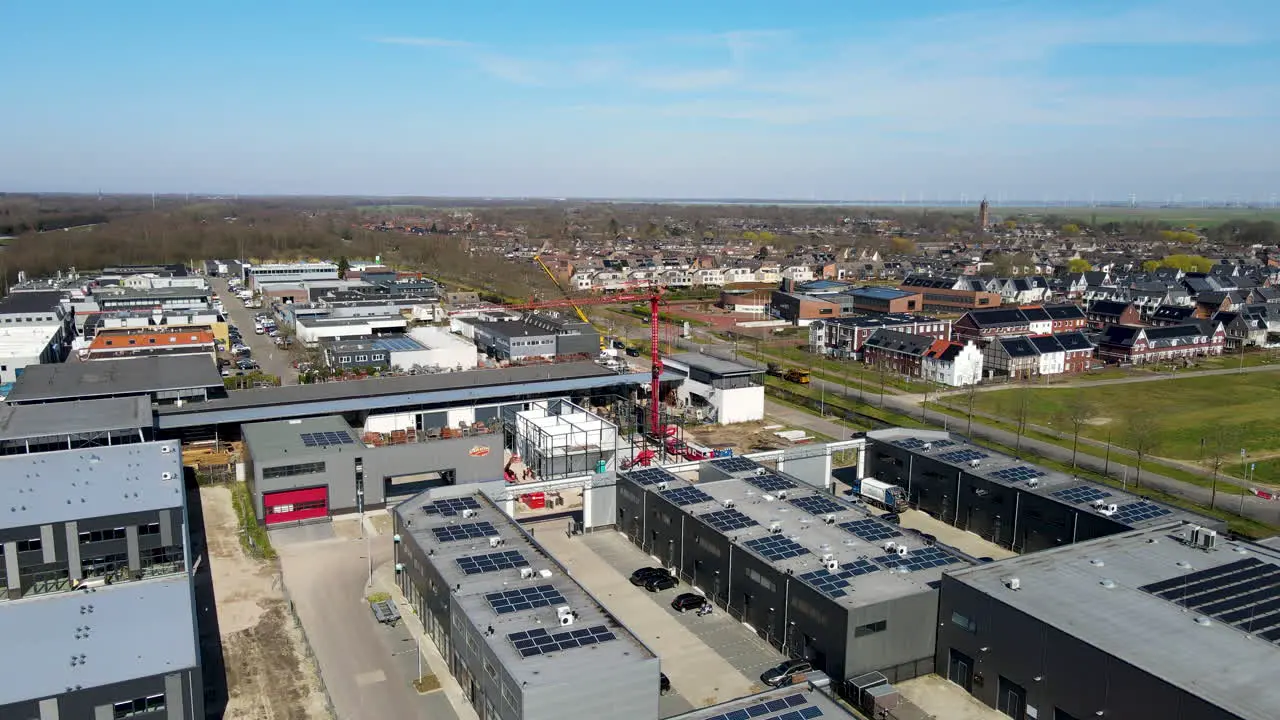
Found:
<box><xmin>373</xmin><ymin>36</ymin><xmax>473</xmax><ymax>48</ymax></box>
<box><xmin>634</xmin><ymin>68</ymin><xmax>739</xmax><ymax>92</ymax></box>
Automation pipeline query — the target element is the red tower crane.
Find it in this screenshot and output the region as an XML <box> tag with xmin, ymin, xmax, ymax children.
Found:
<box><xmin>508</xmin><ymin>290</ymin><xmax>665</xmax><ymax>433</ymax></box>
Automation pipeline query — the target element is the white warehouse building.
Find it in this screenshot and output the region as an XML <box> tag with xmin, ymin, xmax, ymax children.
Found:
<box><xmin>406</xmin><ymin>326</ymin><xmax>479</xmax><ymax>372</ymax></box>
<box><xmin>665</xmin><ymin>352</ymin><xmax>765</xmax><ymax>425</ymax></box>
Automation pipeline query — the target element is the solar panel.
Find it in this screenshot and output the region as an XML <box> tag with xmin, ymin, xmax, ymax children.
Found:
<box><xmin>430</xmin><ymin>521</ymin><xmax>498</xmax><ymax>543</ymax></box>
<box><xmin>1140</xmin><ymin>558</ymin><xmax>1280</xmax><ymax>643</ymax></box>
<box><xmin>873</xmin><ymin>546</ymin><xmax>957</xmax><ymax>572</ymax></box>
<box><xmin>701</xmin><ymin>508</ymin><xmax>759</xmax><ymax>533</ymax></box>
<box><xmin>840</xmin><ymin>518</ymin><xmax>901</xmax><ymax>542</ymax></box>
<box><xmin>1051</xmin><ymin>486</ymin><xmax>1112</xmax><ymax>505</ymax></box>
<box><xmin>508</xmin><ymin>624</ymin><xmax>617</xmax><ymax>658</ymax></box>
<box><xmin>894</xmin><ymin>438</ymin><xmax>926</xmax><ymax>449</ymax></box>
<box><xmin>798</xmin><ymin>559</ymin><xmax>879</xmax><ymax>598</ymax></box>
<box><xmin>745</xmin><ymin>473</ymin><xmax>799</xmax><ymax>493</ymax></box>
<box><xmin>989</xmin><ymin>466</ymin><xmax>1046</xmax><ymax>484</ymax></box>
<box><xmin>710</xmin><ymin>456</ymin><xmax>760</xmax><ymax>474</ymax></box>
<box><xmin>700</xmin><ymin>693</ymin><xmax>819</xmax><ymax>720</ymax></box>
<box><xmin>625</xmin><ymin>467</ymin><xmax>680</xmax><ymax>487</ymax></box>
<box><xmin>789</xmin><ymin>495</ymin><xmax>845</xmax><ymax>517</ymax></box>
<box><xmin>938</xmin><ymin>449</ymin><xmax>987</xmax><ymax>464</ymax></box>
<box><xmin>299</xmin><ymin>430</ymin><xmax>355</xmax><ymax>448</ymax></box>
<box><xmin>423</xmin><ymin>497</ymin><xmax>481</xmax><ymax>517</ymax></box>
<box><xmin>661</xmin><ymin>486</ymin><xmax>714</xmax><ymax>507</ymax></box>
<box><xmin>744</xmin><ymin>535</ymin><xmax>809</xmax><ymax>562</ymax></box>
<box><xmin>1111</xmin><ymin>501</ymin><xmax>1173</xmax><ymax>525</ymax></box>
<box><xmin>456</xmin><ymin>550</ymin><xmax>528</xmax><ymax>576</ymax></box>
<box><xmin>486</xmin><ymin>584</ymin><xmax>567</xmax><ymax>615</ymax></box>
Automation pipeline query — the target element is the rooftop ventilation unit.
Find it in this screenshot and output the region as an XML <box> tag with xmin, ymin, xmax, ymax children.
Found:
<box><xmin>1026</xmin><ymin>477</ymin><xmax>1039</xmax><ymax>488</ymax></box>
<box><xmin>923</xmin><ymin>443</ymin><xmax>932</xmax><ymax>451</ymax></box>
<box><xmin>488</xmin><ymin>536</ymin><xmax>504</xmax><ymax>548</ymax></box>
<box><xmin>520</xmin><ymin>568</ymin><xmax>536</xmax><ymax>580</ymax></box>
<box><xmin>969</xmin><ymin>459</ymin><xmax>981</xmax><ymax>468</ymax></box>
<box><xmin>1005</xmin><ymin>577</ymin><xmax>1021</xmax><ymax>591</ymax></box>
<box><xmin>754</xmin><ymin>468</ymin><xmax>769</xmax><ymax>476</ymax></box>
<box><xmin>161</xmin><ymin>472</ymin><xmax>173</xmax><ymax>481</ymax></box>
<box><xmin>656</xmin><ymin>482</ymin><xmax>669</xmax><ymax>491</ymax></box>
<box><xmin>821</xmin><ymin>553</ymin><xmax>835</xmax><ymax>563</ymax></box>
<box><xmin>1097</xmin><ymin>503</ymin><xmax>1118</xmax><ymax>517</ymax></box>
<box><xmin>461</xmin><ymin>508</ymin><xmax>478</xmax><ymax>519</ymax></box>
<box><xmin>776</xmin><ymin>491</ymin><xmax>789</xmax><ymax>501</ymax></box>
<box><xmin>769</xmin><ymin>521</ymin><xmax>783</xmax><ymax>534</ymax></box>
<box><xmin>1193</xmin><ymin>527</ymin><xmax>1219</xmax><ymax>550</ymax></box>
<box><xmin>539</xmin><ymin>568</ymin><xmax>553</xmax><ymax>579</ymax></box>
<box><xmin>160</xmin><ymin>446</ymin><xmax>173</xmax><ymax>454</ymax></box>
<box><xmin>883</xmin><ymin>541</ymin><xmax>897</xmax><ymax>552</ymax></box>
<box><xmin>896</xmin><ymin>545</ymin><xmax>909</xmax><ymax>557</ymax></box>
<box><xmin>762</xmin><ymin>494</ymin><xmax>777</xmax><ymax>502</ymax></box>
<box><xmin>823</xmin><ymin>515</ymin><xmax>837</xmax><ymax>525</ymax></box>
<box><xmin>722</xmin><ymin>499</ymin><xmax>736</xmax><ymax>509</ymax></box>
<box><xmin>556</xmin><ymin>606</ymin><xmax>575</xmax><ymax>627</ymax></box>
<box><xmin>825</xmin><ymin>559</ymin><xmax>840</xmax><ymax>572</ymax></box>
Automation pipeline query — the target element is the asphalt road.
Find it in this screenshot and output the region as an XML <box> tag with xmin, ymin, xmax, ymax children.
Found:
<box><xmin>211</xmin><ymin>276</ymin><xmax>297</xmax><ymax>384</ymax></box>
<box><xmin>677</xmin><ymin>337</ymin><xmax>1280</xmax><ymax>528</ymax></box>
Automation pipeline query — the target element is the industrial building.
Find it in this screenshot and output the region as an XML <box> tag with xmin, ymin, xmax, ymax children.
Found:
<box><xmin>242</xmin><ymin>415</ymin><xmax>503</xmax><ymax>524</ymax></box>
<box><xmin>938</xmin><ymin>524</ymin><xmax>1280</xmax><ymax>720</ymax></box>
<box><xmin>467</xmin><ymin>313</ymin><xmax>599</xmax><ymax>363</ymax></box>
<box><xmin>664</xmin><ymin>353</ymin><xmax>765</xmax><ymax>425</ymax></box>
<box><xmin>5</xmin><ymin>355</ymin><xmax>226</xmax><ymax>406</ymax></box>
<box><xmin>0</xmin><ymin>323</ymin><xmax>66</xmax><ymax>385</ymax></box>
<box><xmin>0</xmin><ymin>440</ymin><xmax>203</xmax><ymax>720</ymax></box>
<box><xmin>862</xmin><ymin>429</ymin><xmax>1219</xmax><ymax>553</ymax></box>
<box><xmin>293</xmin><ymin>314</ymin><xmax>408</xmax><ymax>345</ymax></box>
<box><xmin>244</xmin><ymin>261</ymin><xmax>340</xmax><ymax>288</ymax></box>
<box><xmin>616</xmin><ymin>456</ymin><xmax>975</xmax><ymax>687</ymax></box>
<box><xmin>393</xmin><ymin>489</ymin><xmax>660</xmax><ymax>720</ymax></box>
<box><xmin>0</xmin><ymin>396</ymin><xmax>152</xmax><ymax>454</ymax></box>
<box><xmin>84</xmin><ymin>328</ymin><xmax>218</xmax><ymax>362</ymax></box>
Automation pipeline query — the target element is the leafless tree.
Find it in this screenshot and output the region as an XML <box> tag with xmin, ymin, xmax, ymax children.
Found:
<box><xmin>1003</xmin><ymin>389</ymin><xmax>1034</xmax><ymax>458</ymax></box>
<box><xmin>1059</xmin><ymin>394</ymin><xmax>1096</xmax><ymax>471</ymax></box>
<box><xmin>1125</xmin><ymin>411</ymin><xmax>1162</xmax><ymax>488</ymax></box>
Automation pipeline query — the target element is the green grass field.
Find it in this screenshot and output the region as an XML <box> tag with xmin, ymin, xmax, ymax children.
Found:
<box><xmin>992</xmin><ymin>205</ymin><xmax>1280</xmax><ymax>227</ymax></box>
<box><xmin>970</xmin><ymin>373</ymin><xmax>1280</xmax><ymax>484</ymax></box>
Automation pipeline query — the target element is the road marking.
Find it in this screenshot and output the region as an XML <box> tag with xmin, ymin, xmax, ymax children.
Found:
<box><xmin>356</xmin><ymin>670</ymin><xmax>387</xmax><ymax>686</ymax></box>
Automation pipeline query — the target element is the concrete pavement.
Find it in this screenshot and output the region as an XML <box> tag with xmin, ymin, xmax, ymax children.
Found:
<box><xmin>211</xmin><ymin>275</ymin><xmax>296</xmax><ymax>385</ymax></box>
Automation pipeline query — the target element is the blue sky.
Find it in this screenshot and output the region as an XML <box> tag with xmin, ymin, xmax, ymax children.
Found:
<box><xmin>2</xmin><ymin>0</ymin><xmax>1278</xmax><ymax>200</ymax></box>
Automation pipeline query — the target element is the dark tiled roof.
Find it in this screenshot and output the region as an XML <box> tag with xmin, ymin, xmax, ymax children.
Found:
<box><xmin>998</xmin><ymin>336</ymin><xmax>1040</xmax><ymax>358</ymax></box>
<box><xmin>864</xmin><ymin>329</ymin><xmax>935</xmax><ymax>356</ymax></box>
<box><xmin>1028</xmin><ymin>335</ymin><xmax>1064</xmax><ymax>354</ymax></box>
<box><xmin>1088</xmin><ymin>300</ymin><xmax>1132</xmax><ymax>317</ymax></box>
<box><xmin>1043</xmin><ymin>304</ymin><xmax>1086</xmax><ymax>320</ymax></box>
<box><xmin>964</xmin><ymin>308</ymin><xmax>1029</xmax><ymax>327</ymax></box>
<box><xmin>1054</xmin><ymin>332</ymin><xmax>1095</xmax><ymax>351</ymax></box>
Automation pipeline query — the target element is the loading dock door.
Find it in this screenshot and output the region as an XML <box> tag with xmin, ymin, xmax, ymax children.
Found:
<box><xmin>264</xmin><ymin>486</ymin><xmax>329</xmax><ymax>525</ymax></box>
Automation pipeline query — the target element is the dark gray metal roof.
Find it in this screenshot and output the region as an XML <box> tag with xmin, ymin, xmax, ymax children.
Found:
<box><xmin>243</xmin><ymin>415</ymin><xmax>356</xmax><ymax>461</ymax></box>
<box><xmin>0</xmin><ymin>441</ymin><xmax>184</xmax><ymax>530</ymax></box>
<box><xmin>0</xmin><ymin>397</ymin><xmax>151</xmax><ymax>440</ymax></box>
<box><xmin>0</xmin><ymin>291</ymin><xmax>66</xmax><ymax>315</ymax></box>
<box><xmin>666</xmin><ymin>352</ymin><xmax>761</xmax><ymax>376</ymax></box>
<box><xmin>6</xmin><ymin>355</ymin><xmax>223</xmax><ymax>403</ymax></box>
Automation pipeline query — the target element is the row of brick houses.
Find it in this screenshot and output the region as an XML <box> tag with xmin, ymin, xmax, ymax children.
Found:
<box><xmin>861</xmin><ymin>330</ymin><xmax>984</xmax><ymax>386</ymax></box>
<box><xmin>952</xmin><ymin>304</ymin><xmax>1090</xmax><ymax>344</ymax></box>
<box><xmin>1095</xmin><ymin>323</ymin><xmax>1227</xmax><ymax>364</ymax></box>
<box><xmin>808</xmin><ymin>314</ymin><xmax>952</xmax><ymax>356</ymax></box>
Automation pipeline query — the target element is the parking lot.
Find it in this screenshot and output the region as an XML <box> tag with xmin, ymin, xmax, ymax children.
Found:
<box><xmin>211</xmin><ymin>275</ymin><xmax>297</xmax><ymax>384</ymax></box>
<box><xmin>529</xmin><ymin>521</ymin><xmax>785</xmax><ymax>716</ymax></box>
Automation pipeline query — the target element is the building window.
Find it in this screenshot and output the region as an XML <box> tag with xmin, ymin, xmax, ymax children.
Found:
<box><xmin>951</xmin><ymin>611</ymin><xmax>977</xmax><ymax>632</ymax></box>
<box><xmin>79</xmin><ymin>528</ymin><xmax>128</xmax><ymax>544</ymax></box>
<box><xmin>16</xmin><ymin>538</ymin><xmax>42</xmax><ymax>553</ymax></box>
<box><xmin>139</xmin><ymin>523</ymin><xmax>162</xmax><ymax>536</ymax></box>
<box><xmin>855</xmin><ymin>619</ymin><xmax>887</xmax><ymax>637</ymax></box>
<box><xmin>262</xmin><ymin>461</ymin><xmax>326</xmax><ymax>480</ymax></box>
<box><xmin>113</xmin><ymin>694</ymin><xmax>166</xmax><ymax>718</ymax></box>
<box><xmin>744</xmin><ymin>567</ymin><xmax>776</xmax><ymax>592</ymax></box>
<box><xmin>484</xmin><ymin>658</ymin><xmax>497</xmax><ymax>679</ymax></box>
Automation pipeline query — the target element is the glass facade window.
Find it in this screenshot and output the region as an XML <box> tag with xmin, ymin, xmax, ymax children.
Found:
<box><xmin>263</xmin><ymin>462</ymin><xmax>326</xmax><ymax>480</ymax></box>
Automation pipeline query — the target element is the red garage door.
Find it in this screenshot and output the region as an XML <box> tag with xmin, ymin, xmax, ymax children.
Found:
<box><xmin>263</xmin><ymin>486</ymin><xmax>329</xmax><ymax>525</ymax></box>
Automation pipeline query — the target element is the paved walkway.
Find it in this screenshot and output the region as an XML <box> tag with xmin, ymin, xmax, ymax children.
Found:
<box><xmin>530</xmin><ymin>520</ymin><xmax>763</xmax><ymax>707</ymax></box>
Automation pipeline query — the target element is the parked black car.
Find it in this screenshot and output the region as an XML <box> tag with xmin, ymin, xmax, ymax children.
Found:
<box><xmin>760</xmin><ymin>660</ymin><xmax>813</xmax><ymax>687</ymax></box>
<box><xmin>645</xmin><ymin>574</ymin><xmax>678</xmax><ymax>592</ymax></box>
<box><xmin>670</xmin><ymin>593</ymin><xmax>708</xmax><ymax>613</ymax></box>
<box><xmin>629</xmin><ymin>567</ymin><xmax>670</xmax><ymax>587</ymax></box>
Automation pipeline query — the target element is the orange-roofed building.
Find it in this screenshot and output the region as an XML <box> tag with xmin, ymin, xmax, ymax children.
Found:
<box><xmin>84</xmin><ymin>329</ymin><xmax>217</xmax><ymax>362</ymax></box>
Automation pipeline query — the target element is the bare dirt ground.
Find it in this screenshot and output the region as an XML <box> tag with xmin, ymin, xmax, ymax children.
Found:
<box><xmin>686</xmin><ymin>418</ymin><xmax>825</xmax><ymax>454</ymax></box>
<box><xmin>201</xmin><ymin>486</ymin><xmax>330</xmax><ymax>720</ymax></box>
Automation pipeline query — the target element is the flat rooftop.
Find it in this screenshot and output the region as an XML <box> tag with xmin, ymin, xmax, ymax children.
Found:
<box><xmin>847</xmin><ymin>286</ymin><xmax>919</xmax><ymax>300</ymax></box>
<box><xmin>867</xmin><ymin>428</ymin><xmax>1211</xmax><ymax>529</ymax></box>
<box><xmin>819</xmin><ymin>313</ymin><xmax>940</xmax><ymax>327</ymax></box>
<box><xmin>469</xmin><ymin>319</ymin><xmax>551</xmax><ymax>338</ymax></box>
<box><xmin>0</xmin><ymin>290</ymin><xmax>66</xmax><ymax>314</ymax></box>
<box><xmin>949</xmin><ymin>525</ymin><xmax>1280</xmax><ymax>720</ymax></box>
<box><xmin>5</xmin><ymin>355</ymin><xmax>224</xmax><ymax>403</ymax></box>
<box><xmin>0</xmin><ymin>441</ymin><xmax>184</xmax><ymax>529</ymax></box>
<box><xmin>0</xmin><ymin>573</ymin><xmax>198</xmax><ymax>705</ymax></box>
<box><xmin>0</xmin><ymin>396</ymin><xmax>151</xmax><ymax>441</ymax></box>
<box><xmin>670</xmin><ymin>686</ymin><xmax>851</xmax><ymax>720</ymax></box>
<box><xmin>243</xmin><ymin>415</ymin><xmax>358</xmax><ymax>460</ymax></box>
<box><xmin>395</xmin><ymin>490</ymin><xmax>655</xmax><ymax>686</ymax></box>
<box><xmin>0</xmin><ymin>324</ymin><xmax>62</xmax><ymax>355</ymax></box>
<box><xmin>666</xmin><ymin>352</ymin><xmax>761</xmax><ymax>377</ymax></box>
<box><xmin>296</xmin><ymin>314</ymin><xmax>405</xmax><ymax>328</ymax></box>
<box><xmin>623</xmin><ymin>458</ymin><xmax>974</xmax><ymax>607</ymax></box>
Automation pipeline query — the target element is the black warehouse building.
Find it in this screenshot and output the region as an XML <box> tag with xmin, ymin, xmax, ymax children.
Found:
<box><xmin>862</xmin><ymin>429</ymin><xmax>1218</xmax><ymax>553</ymax></box>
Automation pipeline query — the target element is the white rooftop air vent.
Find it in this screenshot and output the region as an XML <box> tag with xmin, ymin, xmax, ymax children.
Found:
<box><xmin>823</xmin><ymin>514</ymin><xmax>836</xmax><ymax>525</ymax></box>
<box><xmin>969</xmin><ymin>459</ymin><xmax>981</xmax><ymax>468</ymax></box>
<box><xmin>1176</xmin><ymin>560</ymin><xmax>1192</xmax><ymax>569</ymax></box>
<box><xmin>754</xmin><ymin>468</ymin><xmax>768</xmax><ymax>476</ymax></box>
<box><xmin>161</xmin><ymin>472</ymin><xmax>173</xmax><ymax>481</ymax></box>
<box><xmin>821</xmin><ymin>553</ymin><xmax>835</xmax><ymax>563</ymax></box>
<box><xmin>1198</xmin><ymin>529</ymin><xmax>1218</xmax><ymax>550</ymax></box>
<box><xmin>923</xmin><ymin>443</ymin><xmax>932</xmax><ymax>451</ymax></box>
<box><xmin>520</xmin><ymin>568</ymin><xmax>536</xmax><ymax>580</ymax></box>
<box><xmin>288</xmin><ymin>419</ymin><xmax>303</xmax><ymax>425</ymax></box>
<box><xmin>461</xmin><ymin>508</ymin><xmax>478</xmax><ymax>519</ymax></box>
<box><xmin>825</xmin><ymin>559</ymin><xmax>840</xmax><ymax>572</ymax></box>
<box><xmin>557</xmin><ymin>606</ymin><xmax>576</xmax><ymax>627</ymax></box>
<box><xmin>488</xmin><ymin>536</ymin><xmax>503</xmax><ymax>548</ymax></box>
<box><xmin>160</xmin><ymin>446</ymin><xmax>173</xmax><ymax>454</ymax></box>
<box><xmin>1194</xmin><ymin>617</ymin><xmax>1213</xmax><ymax>627</ymax></box>
<box><xmin>896</xmin><ymin>545</ymin><xmax>909</xmax><ymax>557</ymax></box>
<box><xmin>1100</xmin><ymin>579</ymin><xmax>1117</xmax><ymax>589</ymax></box>
<box><xmin>1027</xmin><ymin>478</ymin><xmax>1039</xmax><ymax>488</ymax></box>
<box><xmin>883</xmin><ymin>541</ymin><xmax>897</xmax><ymax>552</ymax></box>
<box><xmin>657</xmin><ymin>482</ymin><xmax>669</xmax><ymax>491</ymax></box>
<box><xmin>538</xmin><ymin>569</ymin><xmax>553</xmax><ymax>579</ymax></box>
<box><xmin>769</xmin><ymin>521</ymin><xmax>783</xmax><ymax>534</ymax></box>
<box><xmin>777</xmin><ymin>491</ymin><xmax>789</xmax><ymax>501</ymax></box>
<box><xmin>722</xmin><ymin>499</ymin><xmax>736</xmax><ymax>509</ymax></box>
<box><xmin>1005</xmin><ymin>577</ymin><xmax>1022</xmax><ymax>591</ymax></box>
<box><xmin>762</xmin><ymin>494</ymin><xmax>776</xmax><ymax>503</ymax></box>
<box><xmin>1089</xmin><ymin>558</ymin><xmax>1105</xmax><ymax>567</ymax></box>
<box><xmin>1093</xmin><ymin>498</ymin><xmax>1106</xmax><ymax>507</ymax></box>
<box><xmin>1097</xmin><ymin>503</ymin><xmax>1118</xmax><ymax>517</ymax></box>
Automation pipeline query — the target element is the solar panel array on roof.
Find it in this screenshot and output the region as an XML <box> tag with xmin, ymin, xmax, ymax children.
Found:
<box><xmin>788</xmin><ymin>495</ymin><xmax>845</xmax><ymax>517</ymax></box>
<box><xmin>798</xmin><ymin>559</ymin><xmax>880</xmax><ymax>598</ymax></box>
<box><xmin>873</xmin><ymin>546</ymin><xmax>956</xmax><ymax>572</ymax></box>
<box><xmin>989</xmin><ymin>466</ymin><xmax>1047</xmax><ymax>484</ymax></box>
<box><xmin>1112</xmin><ymin>501</ymin><xmax>1173</xmax><ymax>524</ymax></box>
<box><xmin>300</xmin><ymin>431</ymin><xmax>355</xmax><ymax>448</ymax></box>
<box><xmin>938</xmin><ymin>449</ymin><xmax>987</xmax><ymax>464</ymax></box>
<box><xmin>486</xmin><ymin>585</ymin><xmax>567</xmax><ymax>615</ymax></box>
<box><xmin>1140</xmin><ymin>557</ymin><xmax>1280</xmax><ymax>644</ymax></box>
<box><xmin>744</xmin><ymin>473</ymin><xmax>798</xmax><ymax>493</ymax></box>
<box><xmin>699</xmin><ymin>692</ymin><xmax>824</xmax><ymax>720</ymax></box>
<box><xmin>374</xmin><ymin>336</ymin><xmax>423</xmax><ymax>351</ymax></box>
<box><xmin>840</xmin><ymin>518</ymin><xmax>901</xmax><ymax>542</ymax></box>
<box><xmin>1052</xmin><ymin>486</ymin><xmax>1113</xmax><ymax>505</ymax></box>
<box><xmin>895</xmin><ymin>438</ymin><xmax>926</xmax><ymax>449</ymax></box>
<box><xmin>662</xmin><ymin>486</ymin><xmax>714</xmax><ymax>507</ymax></box>
<box><xmin>626</xmin><ymin>467</ymin><xmax>681</xmax><ymax>487</ymax></box>
<box><xmin>701</xmin><ymin>508</ymin><xmax>759</xmax><ymax>533</ymax></box>
<box><xmin>431</xmin><ymin>521</ymin><xmax>498</xmax><ymax>543</ymax></box>
<box><xmin>456</xmin><ymin>550</ymin><xmax>528</xmax><ymax>576</ymax></box>
<box><xmin>423</xmin><ymin>497</ymin><xmax>481</xmax><ymax>517</ymax></box>
<box><xmin>744</xmin><ymin>535</ymin><xmax>809</xmax><ymax>561</ymax></box>
<box><xmin>508</xmin><ymin>625</ymin><xmax>617</xmax><ymax>658</ymax></box>
<box><xmin>710</xmin><ymin>456</ymin><xmax>760</xmax><ymax>474</ymax></box>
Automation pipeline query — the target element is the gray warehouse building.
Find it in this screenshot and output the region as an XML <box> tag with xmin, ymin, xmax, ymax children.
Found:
<box><xmin>938</xmin><ymin>523</ymin><xmax>1280</xmax><ymax>720</ymax></box>
<box><xmin>393</xmin><ymin>489</ymin><xmax>660</xmax><ymax>720</ymax></box>
<box><xmin>5</xmin><ymin>354</ymin><xmax>226</xmax><ymax>406</ymax></box>
<box><xmin>0</xmin><ymin>440</ymin><xmax>203</xmax><ymax>719</ymax></box>
<box><xmin>862</xmin><ymin>429</ymin><xmax>1217</xmax><ymax>553</ymax></box>
<box><xmin>242</xmin><ymin>415</ymin><xmax>503</xmax><ymax>525</ymax></box>
<box><xmin>616</xmin><ymin>456</ymin><xmax>975</xmax><ymax>688</ymax></box>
